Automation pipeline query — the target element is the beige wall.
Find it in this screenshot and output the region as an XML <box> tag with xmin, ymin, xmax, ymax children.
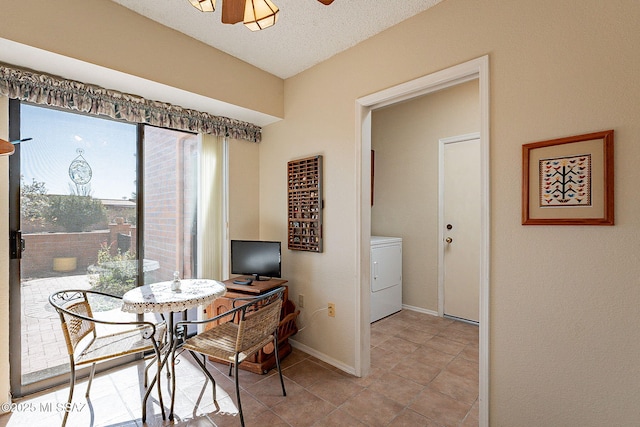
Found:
<box><xmin>228</xmin><ymin>139</ymin><xmax>260</xmax><ymax>241</ymax></box>
<box><xmin>1</xmin><ymin>0</ymin><xmax>640</xmax><ymax>424</ymax></box>
<box><xmin>260</xmin><ymin>0</ymin><xmax>640</xmax><ymax>424</ymax></box>
<box><xmin>371</xmin><ymin>80</ymin><xmax>480</xmax><ymax>311</ymax></box>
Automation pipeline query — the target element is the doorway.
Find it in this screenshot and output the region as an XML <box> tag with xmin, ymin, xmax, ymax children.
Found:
<box><xmin>357</xmin><ymin>56</ymin><xmax>490</xmax><ymax>426</ymax></box>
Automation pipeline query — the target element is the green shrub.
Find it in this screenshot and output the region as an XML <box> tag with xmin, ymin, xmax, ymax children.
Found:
<box><xmin>46</xmin><ymin>194</ymin><xmax>107</xmax><ymax>232</ymax></box>
<box><xmin>88</xmin><ymin>243</ymin><xmax>137</xmax><ymax>297</ymax></box>
<box><xmin>20</xmin><ymin>178</ymin><xmax>50</xmax><ymax>229</ymax></box>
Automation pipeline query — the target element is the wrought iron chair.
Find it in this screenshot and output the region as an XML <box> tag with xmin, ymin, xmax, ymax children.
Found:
<box><xmin>169</xmin><ymin>286</ymin><xmax>287</xmax><ymax>426</ymax></box>
<box><xmin>49</xmin><ymin>289</ymin><xmax>167</xmax><ymax>426</ymax></box>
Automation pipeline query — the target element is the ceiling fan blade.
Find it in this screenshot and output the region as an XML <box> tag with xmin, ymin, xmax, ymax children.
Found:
<box><xmin>317</xmin><ymin>0</ymin><xmax>334</xmax><ymax>5</ymax></box>
<box><xmin>222</xmin><ymin>0</ymin><xmax>245</xmax><ymax>24</ymax></box>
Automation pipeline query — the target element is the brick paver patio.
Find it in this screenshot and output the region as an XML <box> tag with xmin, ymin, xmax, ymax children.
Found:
<box><xmin>21</xmin><ymin>275</ymin><xmax>93</xmax><ymax>383</ymax></box>
<box><xmin>20</xmin><ymin>274</ymin><xmax>153</xmax><ymax>385</ymax></box>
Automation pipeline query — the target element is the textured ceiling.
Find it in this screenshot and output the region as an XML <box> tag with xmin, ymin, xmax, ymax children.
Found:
<box><xmin>110</xmin><ymin>0</ymin><xmax>443</xmax><ymax>79</ymax></box>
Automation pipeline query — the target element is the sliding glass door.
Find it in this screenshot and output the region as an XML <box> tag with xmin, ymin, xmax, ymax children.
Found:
<box><xmin>9</xmin><ymin>102</ymin><xmax>199</xmax><ymax>397</ymax></box>
<box><xmin>13</xmin><ymin>103</ymin><xmax>138</xmax><ymax>394</ymax></box>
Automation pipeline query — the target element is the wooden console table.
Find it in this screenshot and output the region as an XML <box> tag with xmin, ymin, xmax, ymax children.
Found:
<box><xmin>203</xmin><ymin>278</ymin><xmax>299</xmax><ymax>374</ymax></box>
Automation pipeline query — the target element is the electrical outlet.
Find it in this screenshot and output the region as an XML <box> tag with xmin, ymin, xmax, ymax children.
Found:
<box><xmin>328</xmin><ymin>302</ymin><xmax>335</xmax><ymax>317</ymax></box>
<box><xmin>298</xmin><ymin>294</ymin><xmax>304</xmax><ymax>308</ymax></box>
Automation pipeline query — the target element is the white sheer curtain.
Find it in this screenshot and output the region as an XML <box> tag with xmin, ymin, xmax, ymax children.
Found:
<box><xmin>198</xmin><ymin>134</ymin><xmax>229</xmax><ymax>281</ymax></box>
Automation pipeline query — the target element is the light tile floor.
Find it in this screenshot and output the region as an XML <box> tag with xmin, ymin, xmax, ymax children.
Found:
<box><xmin>1</xmin><ymin>310</ymin><xmax>478</xmax><ymax>427</ymax></box>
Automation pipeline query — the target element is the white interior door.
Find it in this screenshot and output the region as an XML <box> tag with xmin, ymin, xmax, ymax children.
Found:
<box><xmin>440</xmin><ymin>134</ymin><xmax>481</xmax><ymax>323</ymax></box>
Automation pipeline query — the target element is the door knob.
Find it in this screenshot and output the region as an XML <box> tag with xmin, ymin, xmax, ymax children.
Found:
<box><xmin>445</xmin><ymin>237</ymin><xmax>453</xmax><ymax>244</ymax></box>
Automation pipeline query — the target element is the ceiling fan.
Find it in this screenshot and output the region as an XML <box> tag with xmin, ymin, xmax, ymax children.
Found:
<box><xmin>188</xmin><ymin>0</ymin><xmax>335</xmax><ymax>31</ymax></box>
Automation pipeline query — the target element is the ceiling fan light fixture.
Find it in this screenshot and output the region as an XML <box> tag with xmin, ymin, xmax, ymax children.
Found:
<box><xmin>188</xmin><ymin>0</ymin><xmax>216</xmax><ymax>12</ymax></box>
<box><xmin>244</xmin><ymin>0</ymin><xmax>279</xmax><ymax>32</ymax></box>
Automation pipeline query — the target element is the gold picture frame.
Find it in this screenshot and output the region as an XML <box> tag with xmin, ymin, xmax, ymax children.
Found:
<box><xmin>522</xmin><ymin>130</ymin><xmax>614</xmax><ymax>225</ymax></box>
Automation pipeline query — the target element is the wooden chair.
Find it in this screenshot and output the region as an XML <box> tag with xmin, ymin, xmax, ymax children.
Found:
<box><xmin>49</xmin><ymin>289</ymin><xmax>166</xmax><ymax>426</ymax></box>
<box><xmin>169</xmin><ymin>286</ymin><xmax>287</xmax><ymax>426</ymax></box>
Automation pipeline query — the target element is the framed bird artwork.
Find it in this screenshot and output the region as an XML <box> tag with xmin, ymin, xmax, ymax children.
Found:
<box><xmin>522</xmin><ymin>130</ymin><xmax>614</xmax><ymax>225</ymax></box>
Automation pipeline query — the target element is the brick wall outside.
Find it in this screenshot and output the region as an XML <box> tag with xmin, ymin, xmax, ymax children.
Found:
<box><xmin>109</xmin><ymin>220</ymin><xmax>137</xmax><ymax>255</ymax></box>
<box><xmin>143</xmin><ymin>127</ymin><xmax>197</xmax><ymax>282</ymax></box>
<box><xmin>22</xmin><ymin>231</ymin><xmax>109</xmax><ymax>278</ymax></box>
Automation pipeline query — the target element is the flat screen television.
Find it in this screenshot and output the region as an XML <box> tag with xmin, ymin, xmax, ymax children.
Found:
<box><xmin>230</xmin><ymin>240</ymin><xmax>281</xmax><ymax>281</ymax></box>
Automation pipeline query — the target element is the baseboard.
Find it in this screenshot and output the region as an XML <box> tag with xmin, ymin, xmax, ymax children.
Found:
<box><xmin>289</xmin><ymin>339</ymin><xmax>357</xmax><ymax>376</ymax></box>
<box><xmin>401</xmin><ymin>304</ymin><xmax>439</xmax><ymax>317</ymax></box>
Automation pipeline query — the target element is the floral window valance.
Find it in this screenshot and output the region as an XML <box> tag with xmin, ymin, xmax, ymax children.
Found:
<box><xmin>0</xmin><ymin>64</ymin><xmax>261</xmax><ymax>142</ymax></box>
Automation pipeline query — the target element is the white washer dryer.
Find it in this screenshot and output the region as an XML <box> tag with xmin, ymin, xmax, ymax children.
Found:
<box><xmin>370</xmin><ymin>236</ymin><xmax>402</xmax><ymax>322</ymax></box>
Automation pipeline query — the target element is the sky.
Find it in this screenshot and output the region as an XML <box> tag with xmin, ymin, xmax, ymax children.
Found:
<box><xmin>20</xmin><ymin>104</ymin><xmax>137</xmax><ymax>200</ymax></box>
